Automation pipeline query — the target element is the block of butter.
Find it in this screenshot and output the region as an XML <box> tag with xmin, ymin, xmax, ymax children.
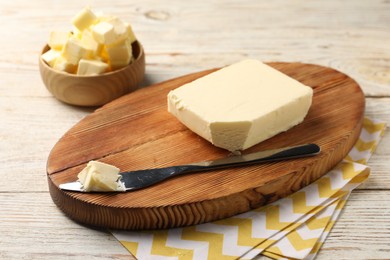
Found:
<box><xmin>167</xmin><ymin>59</ymin><xmax>313</xmax><ymax>151</ymax></box>
<box><xmin>77</xmin><ymin>161</ymin><xmax>125</xmax><ymax>192</ymax></box>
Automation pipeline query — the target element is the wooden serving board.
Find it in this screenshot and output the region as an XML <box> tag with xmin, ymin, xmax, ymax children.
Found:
<box><xmin>47</xmin><ymin>62</ymin><xmax>365</xmax><ymax>230</ymax></box>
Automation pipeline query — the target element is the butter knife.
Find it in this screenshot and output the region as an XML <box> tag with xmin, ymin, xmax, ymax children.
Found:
<box><xmin>59</xmin><ymin>143</ymin><xmax>320</xmax><ymax>192</ymax></box>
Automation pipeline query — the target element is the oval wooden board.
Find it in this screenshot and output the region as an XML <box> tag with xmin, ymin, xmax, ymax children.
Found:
<box><xmin>47</xmin><ymin>62</ymin><xmax>365</xmax><ymax>230</ymax></box>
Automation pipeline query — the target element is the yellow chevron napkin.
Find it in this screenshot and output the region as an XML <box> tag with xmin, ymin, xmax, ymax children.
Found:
<box><xmin>112</xmin><ymin>117</ymin><xmax>386</xmax><ymax>260</ymax></box>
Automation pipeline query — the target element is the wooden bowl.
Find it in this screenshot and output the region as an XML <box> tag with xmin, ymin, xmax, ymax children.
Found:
<box><xmin>39</xmin><ymin>41</ymin><xmax>145</xmax><ymax>106</ymax></box>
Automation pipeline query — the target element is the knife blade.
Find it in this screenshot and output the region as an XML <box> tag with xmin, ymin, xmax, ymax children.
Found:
<box><xmin>59</xmin><ymin>143</ymin><xmax>320</xmax><ymax>192</ymax></box>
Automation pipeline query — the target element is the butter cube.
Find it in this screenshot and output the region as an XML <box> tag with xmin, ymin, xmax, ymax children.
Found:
<box><xmin>91</xmin><ymin>21</ymin><xmax>116</xmax><ymax>44</ymax></box>
<box><xmin>52</xmin><ymin>56</ymin><xmax>77</xmax><ymax>73</ymax></box>
<box><xmin>106</xmin><ymin>40</ymin><xmax>132</xmax><ymax>69</ymax></box>
<box><xmin>81</xmin><ymin>30</ymin><xmax>103</xmax><ymax>56</ymax></box>
<box><xmin>125</xmin><ymin>23</ymin><xmax>137</xmax><ymax>43</ymax></box>
<box><xmin>48</xmin><ymin>31</ymin><xmax>71</xmax><ymax>50</ymax></box>
<box><xmin>77</xmin><ymin>161</ymin><xmax>123</xmax><ymax>192</ymax></box>
<box><xmin>71</xmin><ymin>7</ymin><xmax>97</xmax><ymax>31</ymax></box>
<box><xmin>92</xmin><ymin>19</ymin><xmax>129</xmax><ymax>45</ymax></box>
<box><xmin>108</xmin><ymin>18</ymin><xmax>128</xmax><ymax>43</ymax></box>
<box><xmin>41</xmin><ymin>49</ymin><xmax>61</xmax><ymax>67</ymax></box>
<box><xmin>77</xmin><ymin>59</ymin><xmax>109</xmax><ymax>75</ymax></box>
<box><xmin>62</xmin><ymin>37</ymin><xmax>92</xmax><ymax>65</ymax></box>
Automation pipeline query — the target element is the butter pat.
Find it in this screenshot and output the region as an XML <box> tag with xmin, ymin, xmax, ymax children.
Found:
<box><xmin>77</xmin><ymin>161</ymin><xmax>125</xmax><ymax>192</ymax></box>
<box><xmin>81</xmin><ymin>30</ymin><xmax>103</xmax><ymax>56</ymax></box>
<box><xmin>125</xmin><ymin>23</ymin><xmax>137</xmax><ymax>43</ymax></box>
<box><xmin>41</xmin><ymin>49</ymin><xmax>61</xmax><ymax>67</ymax></box>
<box><xmin>168</xmin><ymin>59</ymin><xmax>313</xmax><ymax>151</ymax></box>
<box><xmin>53</xmin><ymin>56</ymin><xmax>77</xmax><ymax>73</ymax></box>
<box><xmin>71</xmin><ymin>7</ymin><xmax>97</xmax><ymax>31</ymax></box>
<box><xmin>91</xmin><ymin>21</ymin><xmax>116</xmax><ymax>44</ymax></box>
<box><xmin>107</xmin><ymin>17</ymin><xmax>129</xmax><ymax>44</ymax></box>
<box><xmin>105</xmin><ymin>40</ymin><xmax>132</xmax><ymax>69</ymax></box>
<box><xmin>48</xmin><ymin>31</ymin><xmax>71</xmax><ymax>50</ymax></box>
<box><xmin>77</xmin><ymin>59</ymin><xmax>109</xmax><ymax>75</ymax></box>
<box><xmin>61</xmin><ymin>37</ymin><xmax>92</xmax><ymax>65</ymax></box>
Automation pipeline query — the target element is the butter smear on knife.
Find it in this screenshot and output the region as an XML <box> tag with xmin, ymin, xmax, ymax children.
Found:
<box><xmin>77</xmin><ymin>161</ymin><xmax>125</xmax><ymax>192</ymax></box>
<box><xmin>168</xmin><ymin>59</ymin><xmax>313</xmax><ymax>151</ymax></box>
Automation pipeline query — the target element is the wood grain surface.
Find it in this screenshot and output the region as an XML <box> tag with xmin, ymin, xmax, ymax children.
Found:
<box><xmin>1</xmin><ymin>0</ymin><xmax>389</xmax><ymax>259</ymax></box>
<box><xmin>47</xmin><ymin>62</ymin><xmax>364</xmax><ymax>230</ymax></box>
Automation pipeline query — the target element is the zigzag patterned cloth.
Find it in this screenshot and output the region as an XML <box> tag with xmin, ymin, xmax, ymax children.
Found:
<box><xmin>112</xmin><ymin>117</ymin><xmax>386</xmax><ymax>260</ymax></box>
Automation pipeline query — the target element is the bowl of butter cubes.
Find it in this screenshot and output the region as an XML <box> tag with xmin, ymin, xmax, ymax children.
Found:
<box><xmin>39</xmin><ymin>7</ymin><xmax>145</xmax><ymax>106</ymax></box>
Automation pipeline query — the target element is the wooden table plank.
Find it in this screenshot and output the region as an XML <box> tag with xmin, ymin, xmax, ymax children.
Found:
<box><xmin>1</xmin><ymin>191</ymin><xmax>389</xmax><ymax>259</ymax></box>
<box><xmin>0</xmin><ymin>193</ymin><xmax>132</xmax><ymax>259</ymax></box>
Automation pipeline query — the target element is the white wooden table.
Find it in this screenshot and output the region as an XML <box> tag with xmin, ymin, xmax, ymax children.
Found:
<box><xmin>1</xmin><ymin>0</ymin><xmax>389</xmax><ymax>259</ymax></box>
